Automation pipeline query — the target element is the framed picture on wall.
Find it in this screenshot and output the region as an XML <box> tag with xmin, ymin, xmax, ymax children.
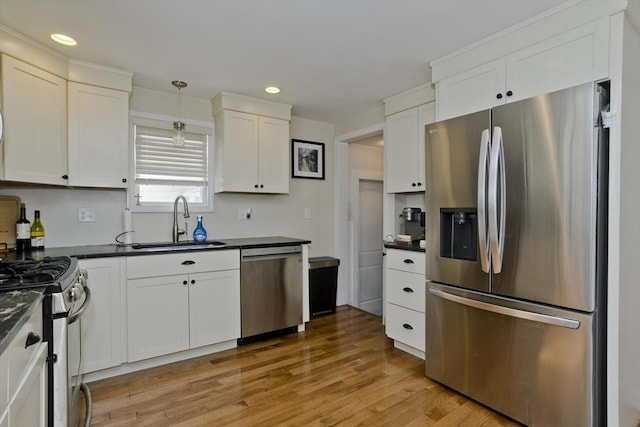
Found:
<box><xmin>291</xmin><ymin>139</ymin><xmax>325</xmax><ymax>180</ymax></box>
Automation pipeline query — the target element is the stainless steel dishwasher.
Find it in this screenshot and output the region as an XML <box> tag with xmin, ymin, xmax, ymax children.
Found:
<box><xmin>240</xmin><ymin>245</ymin><xmax>303</xmax><ymax>338</ymax></box>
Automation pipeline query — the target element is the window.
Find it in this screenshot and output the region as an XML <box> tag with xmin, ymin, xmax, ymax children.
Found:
<box><xmin>131</xmin><ymin>115</ymin><xmax>213</xmax><ymax>212</ymax></box>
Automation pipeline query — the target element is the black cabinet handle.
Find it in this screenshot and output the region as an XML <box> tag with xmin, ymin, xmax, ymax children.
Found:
<box><xmin>181</xmin><ymin>260</ymin><xmax>196</xmax><ymax>265</ymax></box>
<box><xmin>260</xmin><ymin>184</ymin><xmax>264</xmax><ymax>188</ymax></box>
<box><xmin>122</xmin><ymin>178</ymin><xmax>127</xmax><ymax>183</ymax></box>
<box><xmin>506</xmin><ymin>90</ymin><xmax>513</xmax><ymax>97</ymax></box>
<box><xmin>62</xmin><ymin>174</ymin><xmax>69</xmax><ymax>180</ymax></box>
<box><xmin>496</xmin><ymin>93</ymin><xmax>503</xmax><ymax>99</ymax></box>
<box><xmin>403</xmin><ymin>259</ymin><xmax>414</xmax><ymax>264</ymax></box>
<box><xmin>402</xmin><ymin>287</ymin><xmax>414</xmax><ymax>293</ymax></box>
<box><xmin>417</xmin><ymin>182</ymin><xmax>422</xmax><ymax>186</ymax></box>
<box><xmin>190</xmin><ymin>279</ymin><xmax>195</xmax><ymax>285</ymax></box>
<box><xmin>402</xmin><ymin>324</ymin><xmax>414</xmax><ymax>330</ymax></box>
<box><xmin>254</xmin><ymin>184</ymin><xmax>259</xmax><ymax>188</ymax></box>
<box><xmin>183</xmin><ymin>280</ymin><xmax>188</xmax><ymax>285</ymax></box>
<box><xmin>25</xmin><ymin>332</ymin><xmax>40</xmax><ymax>348</ymax></box>
<box><xmin>411</xmin><ymin>182</ymin><xmax>416</xmax><ymax>187</ymax></box>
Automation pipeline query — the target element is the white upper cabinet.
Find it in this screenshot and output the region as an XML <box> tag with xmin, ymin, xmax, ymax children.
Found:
<box><xmin>383</xmin><ymin>84</ymin><xmax>435</xmax><ymax>194</ymax></box>
<box><xmin>0</xmin><ymin>47</ymin><xmax>132</xmax><ymax>187</ymax></box>
<box><xmin>213</xmin><ymin>92</ymin><xmax>291</xmax><ymax>194</ymax></box>
<box><xmin>435</xmin><ymin>59</ymin><xmax>506</xmax><ymax>121</ymax></box>
<box><xmin>68</xmin><ymin>82</ymin><xmax>129</xmax><ymax>188</ymax></box>
<box><xmin>258</xmin><ymin>115</ymin><xmax>290</xmax><ymax>193</ymax></box>
<box><xmin>0</xmin><ymin>54</ymin><xmax>67</xmax><ymax>185</ymax></box>
<box><xmin>385</xmin><ymin>108</ymin><xmax>421</xmax><ymax>193</ymax></box>
<box><xmin>434</xmin><ymin>16</ymin><xmax>610</xmax><ymax>120</ymax></box>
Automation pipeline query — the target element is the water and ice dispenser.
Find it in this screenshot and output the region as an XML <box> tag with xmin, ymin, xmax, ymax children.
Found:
<box><xmin>440</xmin><ymin>208</ymin><xmax>477</xmax><ymax>261</ymax></box>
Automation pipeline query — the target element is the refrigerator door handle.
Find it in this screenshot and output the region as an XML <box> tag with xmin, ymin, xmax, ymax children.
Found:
<box><xmin>477</xmin><ymin>129</ymin><xmax>491</xmax><ymax>273</ymax></box>
<box><xmin>429</xmin><ymin>288</ymin><xmax>580</xmax><ymax>329</ymax></box>
<box><xmin>488</xmin><ymin>126</ymin><xmax>506</xmax><ymax>273</ymax></box>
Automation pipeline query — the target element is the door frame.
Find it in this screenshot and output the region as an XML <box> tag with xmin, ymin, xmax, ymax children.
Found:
<box><xmin>349</xmin><ymin>171</ymin><xmax>384</xmax><ymax>310</ymax></box>
<box><xmin>334</xmin><ymin>122</ymin><xmax>385</xmax><ymax>308</ymax></box>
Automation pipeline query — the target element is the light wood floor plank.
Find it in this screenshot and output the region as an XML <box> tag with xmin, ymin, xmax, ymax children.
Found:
<box><xmin>88</xmin><ymin>306</ymin><xmax>521</xmax><ymax>426</ymax></box>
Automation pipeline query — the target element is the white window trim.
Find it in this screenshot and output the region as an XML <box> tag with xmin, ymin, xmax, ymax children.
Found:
<box><xmin>128</xmin><ymin>110</ymin><xmax>215</xmax><ymax>213</ymax></box>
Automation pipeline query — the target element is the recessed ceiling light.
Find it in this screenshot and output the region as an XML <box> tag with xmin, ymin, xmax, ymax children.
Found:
<box><xmin>265</xmin><ymin>86</ymin><xmax>280</xmax><ymax>94</ymax></box>
<box><xmin>50</xmin><ymin>33</ymin><xmax>77</xmax><ymax>46</ymax></box>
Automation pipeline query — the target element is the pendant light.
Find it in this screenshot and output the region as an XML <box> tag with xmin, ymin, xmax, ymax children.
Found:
<box><xmin>172</xmin><ymin>80</ymin><xmax>187</xmax><ymax>147</ymax></box>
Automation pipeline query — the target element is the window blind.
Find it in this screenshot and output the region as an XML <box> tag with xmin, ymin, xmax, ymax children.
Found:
<box><xmin>135</xmin><ymin>125</ymin><xmax>208</xmax><ymax>184</ymax></box>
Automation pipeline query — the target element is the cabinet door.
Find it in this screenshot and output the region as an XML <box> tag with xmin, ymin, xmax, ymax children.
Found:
<box><xmin>385</xmin><ymin>107</ymin><xmax>419</xmax><ymax>193</ymax></box>
<box><xmin>188</xmin><ymin>269</ymin><xmax>240</xmax><ymax>348</ymax></box>
<box><xmin>436</xmin><ymin>58</ymin><xmax>506</xmax><ymax>121</ymax></box>
<box><xmin>127</xmin><ymin>275</ymin><xmax>189</xmax><ymax>362</ymax></box>
<box><xmin>218</xmin><ymin>110</ymin><xmax>259</xmax><ymax>192</ymax></box>
<box><xmin>0</xmin><ymin>55</ymin><xmax>67</xmax><ymax>185</ymax></box>
<box><xmin>417</xmin><ymin>102</ymin><xmax>435</xmax><ymax>191</ymax></box>
<box><xmin>68</xmin><ymin>82</ymin><xmax>129</xmax><ymax>188</ymax></box>
<box><xmin>258</xmin><ymin>116</ymin><xmax>289</xmax><ymax>193</ymax></box>
<box><xmin>505</xmin><ymin>17</ymin><xmax>609</xmax><ymax>104</ymax></box>
<box><xmin>9</xmin><ymin>343</ymin><xmax>47</xmax><ymax>427</ymax></box>
<box><xmin>386</xmin><ymin>269</ymin><xmax>425</xmax><ymax>313</ymax></box>
<box><xmin>78</xmin><ymin>258</ymin><xmax>122</xmax><ymax>374</ymax></box>
<box><xmin>385</xmin><ymin>303</ymin><xmax>425</xmax><ymax>352</ymax></box>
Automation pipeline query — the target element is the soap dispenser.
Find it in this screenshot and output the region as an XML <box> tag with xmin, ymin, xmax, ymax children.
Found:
<box><xmin>193</xmin><ymin>215</ymin><xmax>207</xmax><ymax>242</ymax></box>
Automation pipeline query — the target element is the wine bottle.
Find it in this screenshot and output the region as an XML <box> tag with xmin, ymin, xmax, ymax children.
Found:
<box><xmin>16</xmin><ymin>203</ymin><xmax>31</xmax><ymax>253</ymax></box>
<box><xmin>31</xmin><ymin>210</ymin><xmax>45</xmax><ymax>250</ymax></box>
<box><xmin>193</xmin><ymin>215</ymin><xmax>207</xmax><ymax>243</ymax></box>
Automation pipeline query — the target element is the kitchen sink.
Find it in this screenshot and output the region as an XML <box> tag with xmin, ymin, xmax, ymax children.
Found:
<box><xmin>131</xmin><ymin>241</ymin><xmax>226</xmax><ymax>251</ymax></box>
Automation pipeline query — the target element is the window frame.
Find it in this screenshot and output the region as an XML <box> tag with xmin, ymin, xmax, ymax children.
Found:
<box><xmin>128</xmin><ymin>111</ymin><xmax>215</xmax><ymax>213</ymax></box>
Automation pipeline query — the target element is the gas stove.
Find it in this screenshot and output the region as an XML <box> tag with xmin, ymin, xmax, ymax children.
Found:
<box><xmin>0</xmin><ymin>256</ymin><xmax>77</xmax><ymax>292</ymax></box>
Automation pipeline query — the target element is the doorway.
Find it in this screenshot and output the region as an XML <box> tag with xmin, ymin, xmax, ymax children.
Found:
<box><xmin>355</xmin><ymin>179</ymin><xmax>383</xmax><ymax>315</ymax></box>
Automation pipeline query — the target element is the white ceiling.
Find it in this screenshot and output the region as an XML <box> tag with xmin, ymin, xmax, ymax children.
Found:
<box><xmin>0</xmin><ymin>0</ymin><xmax>569</xmax><ymax>124</ymax></box>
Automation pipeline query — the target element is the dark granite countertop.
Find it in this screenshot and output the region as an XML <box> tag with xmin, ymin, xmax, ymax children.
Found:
<box><xmin>0</xmin><ymin>236</ymin><xmax>311</xmax><ymax>356</ymax></box>
<box><xmin>384</xmin><ymin>241</ymin><xmax>425</xmax><ymax>253</ymax></box>
<box><xmin>3</xmin><ymin>236</ymin><xmax>312</xmax><ymax>260</ymax></box>
<box><xmin>0</xmin><ymin>290</ymin><xmax>44</xmax><ymax>355</ymax></box>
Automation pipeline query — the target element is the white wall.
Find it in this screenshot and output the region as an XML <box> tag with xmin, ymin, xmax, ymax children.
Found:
<box><xmin>0</xmin><ymin>88</ymin><xmax>335</xmax><ymax>257</ymax></box>
<box><xmin>616</xmin><ymin>11</ymin><xmax>640</xmax><ymax>427</ymax></box>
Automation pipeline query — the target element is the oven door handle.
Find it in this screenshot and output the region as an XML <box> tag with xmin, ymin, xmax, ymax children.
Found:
<box><xmin>68</xmin><ymin>284</ymin><xmax>91</xmax><ymax>325</ymax></box>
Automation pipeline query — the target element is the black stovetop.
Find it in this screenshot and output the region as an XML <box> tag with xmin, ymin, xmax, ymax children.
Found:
<box><xmin>0</xmin><ymin>256</ymin><xmax>72</xmax><ymax>292</ymax></box>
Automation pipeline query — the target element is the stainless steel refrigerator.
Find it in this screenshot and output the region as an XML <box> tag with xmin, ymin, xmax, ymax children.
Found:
<box><xmin>424</xmin><ymin>82</ymin><xmax>609</xmax><ymax>426</ymax></box>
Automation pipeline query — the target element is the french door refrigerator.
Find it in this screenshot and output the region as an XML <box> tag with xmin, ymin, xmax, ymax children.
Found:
<box><xmin>424</xmin><ymin>82</ymin><xmax>609</xmax><ymax>426</ymax></box>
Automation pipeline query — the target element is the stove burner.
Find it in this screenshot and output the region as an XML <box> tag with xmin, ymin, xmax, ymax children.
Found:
<box><xmin>0</xmin><ymin>256</ymin><xmax>72</xmax><ymax>291</ymax></box>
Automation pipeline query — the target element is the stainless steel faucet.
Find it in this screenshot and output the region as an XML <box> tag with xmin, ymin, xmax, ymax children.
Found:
<box><xmin>172</xmin><ymin>195</ymin><xmax>190</xmax><ymax>242</ymax></box>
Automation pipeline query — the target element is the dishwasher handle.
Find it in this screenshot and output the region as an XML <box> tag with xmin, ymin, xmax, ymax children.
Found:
<box><xmin>241</xmin><ymin>245</ymin><xmax>302</xmax><ymax>260</ymax></box>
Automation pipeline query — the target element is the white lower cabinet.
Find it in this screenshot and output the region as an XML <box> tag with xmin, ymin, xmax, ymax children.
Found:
<box><xmin>78</xmin><ymin>258</ymin><xmax>123</xmax><ymax>374</ymax></box>
<box><xmin>385</xmin><ymin>249</ymin><xmax>426</xmax><ymax>359</ymax></box>
<box><xmin>9</xmin><ymin>344</ymin><xmax>47</xmax><ymax>427</ymax></box>
<box><xmin>126</xmin><ymin>250</ymin><xmax>240</xmax><ymax>362</ymax></box>
<box><xmin>4</xmin><ymin>300</ymin><xmax>47</xmax><ymax>427</ymax></box>
<box><xmin>188</xmin><ymin>270</ymin><xmax>241</xmax><ymax>348</ymax></box>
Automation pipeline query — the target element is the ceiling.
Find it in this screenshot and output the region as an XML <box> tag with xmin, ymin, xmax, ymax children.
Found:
<box><xmin>0</xmin><ymin>0</ymin><xmax>569</xmax><ymax>124</ymax></box>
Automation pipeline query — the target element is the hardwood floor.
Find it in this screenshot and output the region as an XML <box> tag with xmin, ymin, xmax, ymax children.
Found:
<box><xmin>88</xmin><ymin>306</ymin><xmax>520</xmax><ymax>426</ymax></box>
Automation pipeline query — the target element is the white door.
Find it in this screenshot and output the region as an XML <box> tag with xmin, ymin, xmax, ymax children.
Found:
<box><xmin>357</xmin><ymin>179</ymin><xmax>383</xmax><ymax>315</ymax></box>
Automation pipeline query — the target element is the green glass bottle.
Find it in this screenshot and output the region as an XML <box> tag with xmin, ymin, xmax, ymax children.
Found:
<box><xmin>30</xmin><ymin>210</ymin><xmax>45</xmax><ymax>250</ymax></box>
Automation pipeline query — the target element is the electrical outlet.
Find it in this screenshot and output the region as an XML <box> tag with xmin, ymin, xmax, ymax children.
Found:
<box><xmin>304</xmin><ymin>208</ymin><xmax>312</xmax><ymax>219</ymax></box>
<box><xmin>238</xmin><ymin>208</ymin><xmax>252</xmax><ymax>220</ymax></box>
<box><xmin>78</xmin><ymin>208</ymin><xmax>96</xmax><ymax>223</ymax></box>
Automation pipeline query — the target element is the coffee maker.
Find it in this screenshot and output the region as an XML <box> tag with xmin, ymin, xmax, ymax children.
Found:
<box><xmin>400</xmin><ymin>207</ymin><xmax>425</xmax><ymax>242</ymax></box>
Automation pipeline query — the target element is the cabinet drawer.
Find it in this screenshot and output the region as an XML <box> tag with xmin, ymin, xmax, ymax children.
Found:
<box><xmin>127</xmin><ymin>249</ymin><xmax>239</xmax><ymax>279</ymax></box>
<box><xmin>385</xmin><ymin>303</ymin><xmax>425</xmax><ymax>352</ymax></box>
<box><xmin>387</xmin><ymin>269</ymin><xmax>425</xmax><ymax>313</ymax></box>
<box><xmin>386</xmin><ymin>249</ymin><xmax>425</xmax><ymax>274</ymax></box>
<box><xmin>8</xmin><ymin>303</ymin><xmax>43</xmax><ymax>396</ymax></box>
